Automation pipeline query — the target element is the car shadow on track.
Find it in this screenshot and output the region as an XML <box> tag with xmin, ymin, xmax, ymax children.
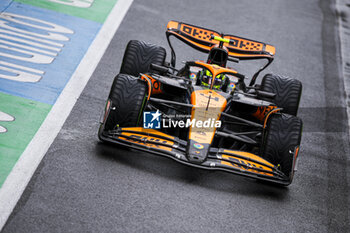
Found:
<box><xmin>95</xmin><ymin>141</ymin><xmax>289</xmax><ymax>201</ymax></box>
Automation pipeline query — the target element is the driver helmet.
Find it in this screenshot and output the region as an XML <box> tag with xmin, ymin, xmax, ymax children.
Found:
<box><xmin>200</xmin><ymin>68</ymin><xmax>227</xmax><ymax>90</ymax></box>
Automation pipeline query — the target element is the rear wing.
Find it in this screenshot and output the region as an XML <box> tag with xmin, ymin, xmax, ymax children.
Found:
<box><xmin>166</xmin><ymin>21</ymin><xmax>275</xmax><ymax>59</ymax></box>
<box><xmin>166</xmin><ymin>21</ymin><xmax>275</xmax><ymax>85</ymax></box>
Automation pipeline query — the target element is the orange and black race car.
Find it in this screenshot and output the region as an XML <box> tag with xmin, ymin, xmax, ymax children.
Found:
<box><xmin>98</xmin><ymin>21</ymin><xmax>303</xmax><ymax>185</ymax></box>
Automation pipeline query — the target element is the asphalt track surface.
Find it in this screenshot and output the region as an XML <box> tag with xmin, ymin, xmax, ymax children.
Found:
<box><xmin>3</xmin><ymin>0</ymin><xmax>350</xmax><ymax>232</ymax></box>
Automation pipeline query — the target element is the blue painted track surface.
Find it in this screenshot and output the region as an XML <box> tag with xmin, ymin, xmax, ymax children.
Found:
<box><xmin>0</xmin><ymin>2</ymin><xmax>100</xmax><ymax>105</ymax></box>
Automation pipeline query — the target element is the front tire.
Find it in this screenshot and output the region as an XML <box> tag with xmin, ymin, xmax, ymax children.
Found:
<box><xmin>104</xmin><ymin>74</ymin><xmax>148</xmax><ymax>131</ymax></box>
<box><xmin>262</xmin><ymin>113</ymin><xmax>302</xmax><ymax>183</ymax></box>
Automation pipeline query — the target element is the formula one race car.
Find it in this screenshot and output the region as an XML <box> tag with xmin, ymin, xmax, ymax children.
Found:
<box><xmin>98</xmin><ymin>21</ymin><xmax>303</xmax><ymax>185</ymax></box>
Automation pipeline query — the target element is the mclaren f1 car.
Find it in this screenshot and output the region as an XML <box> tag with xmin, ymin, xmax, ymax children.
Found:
<box><xmin>98</xmin><ymin>21</ymin><xmax>303</xmax><ymax>185</ymax></box>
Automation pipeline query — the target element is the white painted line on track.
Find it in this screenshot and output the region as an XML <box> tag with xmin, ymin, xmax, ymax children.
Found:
<box><xmin>0</xmin><ymin>0</ymin><xmax>134</xmax><ymax>230</ymax></box>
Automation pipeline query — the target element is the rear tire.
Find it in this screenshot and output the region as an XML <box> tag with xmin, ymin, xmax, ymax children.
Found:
<box><xmin>261</xmin><ymin>74</ymin><xmax>302</xmax><ymax>116</ymax></box>
<box><xmin>104</xmin><ymin>74</ymin><xmax>148</xmax><ymax>130</ymax></box>
<box><xmin>120</xmin><ymin>40</ymin><xmax>166</xmax><ymax>77</ymax></box>
<box><xmin>262</xmin><ymin>113</ymin><xmax>302</xmax><ymax>182</ymax></box>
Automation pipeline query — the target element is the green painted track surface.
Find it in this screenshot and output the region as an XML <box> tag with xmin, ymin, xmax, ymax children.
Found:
<box><xmin>14</xmin><ymin>0</ymin><xmax>118</xmax><ymax>23</ymax></box>
<box><xmin>0</xmin><ymin>92</ymin><xmax>51</xmax><ymax>186</ymax></box>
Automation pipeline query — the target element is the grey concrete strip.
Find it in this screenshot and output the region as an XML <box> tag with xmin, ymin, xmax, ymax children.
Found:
<box><xmin>336</xmin><ymin>0</ymin><xmax>350</xmax><ymax>135</ymax></box>
<box><xmin>336</xmin><ymin>0</ymin><xmax>350</xmax><ymax>230</ymax></box>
